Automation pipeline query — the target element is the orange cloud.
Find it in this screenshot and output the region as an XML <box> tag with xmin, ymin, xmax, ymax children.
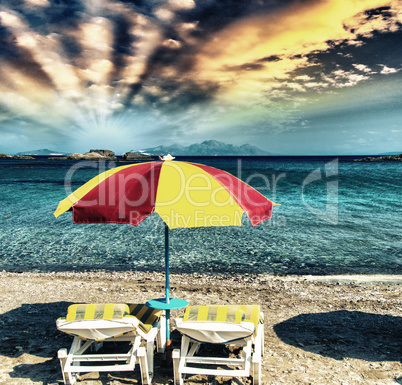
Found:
<box><xmin>193</xmin><ymin>0</ymin><xmax>401</xmax><ymax>101</ymax></box>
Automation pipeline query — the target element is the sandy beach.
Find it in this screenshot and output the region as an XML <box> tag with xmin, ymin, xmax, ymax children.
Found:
<box><xmin>0</xmin><ymin>270</ymin><xmax>401</xmax><ymax>385</ymax></box>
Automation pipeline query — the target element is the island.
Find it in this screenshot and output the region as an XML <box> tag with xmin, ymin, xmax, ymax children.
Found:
<box><xmin>0</xmin><ymin>154</ymin><xmax>35</xmax><ymax>159</ymax></box>
<box><xmin>49</xmin><ymin>149</ymin><xmax>153</xmax><ymax>161</ymax></box>
<box><xmin>49</xmin><ymin>149</ymin><xmax>117</xmax><ymax>161</ymax></box>
<box><xmin>354</xmin><ymin>154</ymin><xmax>402</xmax><ymax>162</ymax></box>
<box><xmin>121</xmin><ymin>151</ymin><xmax>153</xmax><ymax>161</ymax></box>
<box><xmin>16</xmin><ymin>149</ymin><xmax>68</xmax><ymax>156</ymax></box>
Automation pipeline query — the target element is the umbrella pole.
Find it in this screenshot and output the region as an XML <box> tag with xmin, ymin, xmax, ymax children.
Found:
<box><xmin>164</xmin><ymin>223</ymin><xmax>172</xmax><ymax>363</ymax></box>
<box><xmin>165</xmin><ymin>223</ymin><xmax>170</xmax><ymax>306</ymax></box>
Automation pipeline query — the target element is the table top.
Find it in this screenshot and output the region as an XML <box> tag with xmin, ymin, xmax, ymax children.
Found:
<box><xmin>146</xmin><ymin>297</ymin><xmax>189</xmax><ymax>310</ymax></box>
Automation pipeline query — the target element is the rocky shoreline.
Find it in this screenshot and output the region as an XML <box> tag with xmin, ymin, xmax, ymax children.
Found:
<box><xmin>354</xmin><ymin>154</ymin><xmax>402</xmax><ymax>161</ymax></box>
<box><xmin>0</xmin><ymin>270</ymin><xmax>401</xmax><ymax>384</ymax></box>
<box><xmin>1</xmin><ymin>149</ymin><xmax>154</xmax><ymax>161</ymax></box>
<box><xmin>50</xmin><ymin>149</ymin><xmax>154</xmax><ymax>161</ymax></box>
<box><xmin>0</xmin><ymin>154</ymin><xmax>34</xmax><ymax>159</ymax></box>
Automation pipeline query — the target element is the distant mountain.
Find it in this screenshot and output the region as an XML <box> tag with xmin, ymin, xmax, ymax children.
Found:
<box><xmin>134</xmin><ymin>140</ymin><xmax>271</xmax><ymax>156</ymax></box>
<box><xmin>16</xmin><ymin>148</ymin><xmax>68</xmax><ymax>156</ymax></box>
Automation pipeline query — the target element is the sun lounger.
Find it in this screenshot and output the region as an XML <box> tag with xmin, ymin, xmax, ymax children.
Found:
<box><xmin>56</xmin><ymin>303</ymin><xmax>166</xmax><ymax>385</ymax></box>
<box><xmin>173</xmin><ymin>305</ymin><xmax>264</xmax><ymax>385</ymax></box>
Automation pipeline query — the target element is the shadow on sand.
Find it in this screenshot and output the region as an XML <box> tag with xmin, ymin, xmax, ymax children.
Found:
<box><xmin>0</xmin><ymin>302</ymin><xmax>174</xmax><ymax>384</ymax></box>
<box><xmin>0</xmin><ymin>302</ymin><xmax>150</xmax><ymax>384</ymax></box>
<box><xmin>274</xmin><ymin>310</ymin><xmax>402</xmax><ymax>362</ymax></box>
<box><xmin>0</xmin><ymin>302</ymin><xmax>74</xmax><ymax>383</ymax></box>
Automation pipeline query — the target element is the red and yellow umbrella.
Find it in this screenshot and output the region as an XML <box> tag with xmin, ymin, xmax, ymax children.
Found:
<box><xmin>54</xmin><ymin>158</ymin><xmax>277</xmax><ymax>349</ymax></box>
<box><xmin>54</xmin><ymin>159</ymin><xmax>274</xmax><ymax>227</ymax></box>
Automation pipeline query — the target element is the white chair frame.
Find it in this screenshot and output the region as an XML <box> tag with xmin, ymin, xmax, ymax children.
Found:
<box><xmin>58</xmin><ymin>313</ymin><xmax>166</xmax><ymax>385</ymax></box>
<box><xmin>173</xmin><ymin>318</ymin><xmax>264</xmax><ymax>385</ymax></box>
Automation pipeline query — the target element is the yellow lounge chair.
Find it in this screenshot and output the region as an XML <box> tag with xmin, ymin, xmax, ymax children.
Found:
<box><xmin>173</xmin><ymin>305</ymin><xmax>264</xmax><ymax>384</ymax></box>
<box><xmin>56</xmin><ymin>303</ymin><xmax>166</xmax><ymax>385</ymax></box>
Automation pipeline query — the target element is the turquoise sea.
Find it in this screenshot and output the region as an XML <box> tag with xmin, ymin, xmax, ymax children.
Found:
<box><xmin>0</xmin><ymin>156</ymin><xmax>401</xmax><ymax>275</ymax></box>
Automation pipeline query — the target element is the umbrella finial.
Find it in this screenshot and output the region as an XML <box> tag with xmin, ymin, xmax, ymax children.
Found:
<box><xmin>160</xmin><ymin>154</ymin><xmax>175</xmax><ymax>161</ymax></box>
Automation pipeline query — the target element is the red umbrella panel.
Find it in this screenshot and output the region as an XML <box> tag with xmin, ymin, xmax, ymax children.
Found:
<box><xmin>54</xmin><ymin>160</ymin><xmax>274</xmax><ymax>228</ymax></box>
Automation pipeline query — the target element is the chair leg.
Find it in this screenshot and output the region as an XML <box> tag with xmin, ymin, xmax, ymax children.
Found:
<box><xmin>252</xmin><ymin>355</ymin><xmax>261</xmax><ymax>385</ymax></box>
<box><xmin>261</xmin><ymin>323</ymin><xmax>265</xmax><ymax>357</ymax></box>
<box><xmin>146</xmin><ymin>338</ymin><xmax>155</xmax><ymax>379</ymax></box>
<box><xmin>58</xmin><ymin>348</ymin><xmax>76</xmax><ymax>385</ymax></box>
<box><xmin>252</xmin><ymin>323</ymin><xmax>263</xmax><ymax>385</ymax></box>
<box><xmin>157</xmin><ymin>313</ymin><xmax>167</xmax><ymax>353</ymax></box>
<box><xmin>187</xmin><ymin>341</ymin><xmax>200</xmax><ymax>357</ymax></box>
<box><xmin>172</xmin><ymin>349</ymin><xmax>183</xmax><ymax>385</ymax></box>
<box><xmin>138</xmin><ymin>346</ymin><xmax>151</xmax><ymax>385</ymax></box>
<box><xmin>93</xmin><ymin>341</ymin><xmax>103</xmax><ymax>352</ymax></box>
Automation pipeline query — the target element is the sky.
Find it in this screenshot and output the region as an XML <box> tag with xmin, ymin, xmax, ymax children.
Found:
<box><xmin>0</xmin><ymin>0</ymin><xmax>401</xmax><ymax>155</ymax></box>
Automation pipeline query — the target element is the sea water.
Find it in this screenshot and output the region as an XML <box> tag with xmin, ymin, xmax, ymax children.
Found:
<box><xmin>0</xmin><ymin>156</ymin><xmax>401</xmax><ymax>275</ymax></box>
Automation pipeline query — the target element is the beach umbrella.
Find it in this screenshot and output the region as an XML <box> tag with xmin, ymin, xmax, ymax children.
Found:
<box><xmin>54</xmin><ymin>156</ymin><xmax>277</xmax><ymax>353</ymax></box>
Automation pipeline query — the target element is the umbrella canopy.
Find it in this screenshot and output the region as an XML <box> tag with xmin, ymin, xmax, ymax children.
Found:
<box><xmin>54</xmin><ymin>159</ymin><xmax>274</xmax><ymax>227</ymax></box>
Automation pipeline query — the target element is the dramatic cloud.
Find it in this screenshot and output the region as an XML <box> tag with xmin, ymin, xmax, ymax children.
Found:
<box><xmin>0</xmin><ymin>0</ymin><xmax>401</xmax><ymax>154</ymax></box>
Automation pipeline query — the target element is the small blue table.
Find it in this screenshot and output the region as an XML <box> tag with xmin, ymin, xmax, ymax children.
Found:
<box><xmin>146</xmin><ymin>297</ymin><xmax>189</xmax><ymax>311</ymax></box>
<box><xmin>146</xmin><ymin>297</ymin><xmax>189</xmax><ymax>341</ymax></box>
